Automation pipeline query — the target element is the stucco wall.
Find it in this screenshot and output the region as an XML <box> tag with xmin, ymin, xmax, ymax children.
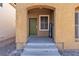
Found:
<box><xmin>16</xmin><ymin>3</ymin><xmax>79</xmax><ymax>50</ymax></box>
<box><xmin>0</xmin><ymin>3</ymin><xmax>16</xmax><ymax>41</ymax></box>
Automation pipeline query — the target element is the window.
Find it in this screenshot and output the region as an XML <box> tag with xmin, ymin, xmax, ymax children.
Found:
<box><xmin>39</xmin><ymin>15</ymin><xmax>49</xmax><ymax>31</ymax></box>
<box><xmin>0</xmin><ymin>3</ymin><xmax>3</xmax><ymax>7</ymax></box>
<box><xmin>75</xmin><ymin>11</ymin><xmax>79</xmax><ymax>38</ymax></box>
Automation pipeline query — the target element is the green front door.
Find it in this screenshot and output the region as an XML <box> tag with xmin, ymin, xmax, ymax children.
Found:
<box><xmin>29</xmin><ymin>18</ymin><xmax>37</xmax><ymax>36</ymax></box>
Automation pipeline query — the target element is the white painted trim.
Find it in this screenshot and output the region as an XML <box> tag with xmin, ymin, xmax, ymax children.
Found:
<box><xmin>39</xmin><ymin>15</ymin><xmax>49</xmax><ymax>31</ymax></box>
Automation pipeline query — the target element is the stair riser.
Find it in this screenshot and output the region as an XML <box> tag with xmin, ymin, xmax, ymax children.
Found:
<box><xmin>25</xmin><ymin>46</ymin><xmax>56</xmax><ymax>48</ymax></box>
<box><xmin>24</xmin><ymin>49</ymin><xmax>58</xmax><ymax>51</ymax></box>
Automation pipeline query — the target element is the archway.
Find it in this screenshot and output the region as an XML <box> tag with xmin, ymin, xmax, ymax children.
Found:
<box><xmin>27</xmin><ymin>5</ymin><xmax>55</xmax><ymax>39</ymax></box>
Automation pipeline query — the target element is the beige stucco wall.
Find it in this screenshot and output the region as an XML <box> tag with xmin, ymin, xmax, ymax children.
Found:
<box><xmin>0</xmin><ymin>3</ymin><xmax>16</xmax><ymax>41</ymax></box>
<box><xmin>16</xmin><ymin>3</ymin><xmax>79</xmax><ymax>50</ymax></box>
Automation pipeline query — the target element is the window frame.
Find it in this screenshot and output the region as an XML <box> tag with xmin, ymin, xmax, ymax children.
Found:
<box><xmin>39</xmin><ymin>15</ymin><xmax>49</xmax><ymax>31</ymax></box>
<box><xmin>75</xmin><ymin>11</ymin><xmax>79</xmax><ymax>39</ymax></box>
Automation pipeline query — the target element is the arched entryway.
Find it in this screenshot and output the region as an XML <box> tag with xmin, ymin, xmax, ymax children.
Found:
<box><xmin>27</xmin><ymin>5</ymin><xmax>55</xmax><ymax>39</ymax></box>
<box><xmin>21</xmin><ymin>5</ymin><xmax>60</xmax><ymax>55</ymax></box>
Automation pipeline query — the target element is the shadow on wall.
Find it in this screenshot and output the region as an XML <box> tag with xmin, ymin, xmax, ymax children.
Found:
<box><xmin>0</xmin><ymin>3</ymin><xmax>16</xmax><ymax>55</ymax></box>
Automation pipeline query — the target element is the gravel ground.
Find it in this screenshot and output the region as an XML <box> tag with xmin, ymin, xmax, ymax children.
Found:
<box><xmin>59</xmin><ymin>50</ymin><xmax>79</xmax><ymax>56</ymax></box>
<box><xmin>0</xmin><ymin>41</ymin><xmax>16</xmax><ymax>56</ymax></box>
<box><xmin>0</xmin><ymin>41</ymin><xmax>23</xmax><ymax>56</ymax></box>
<box><xmin>9</xmin><ymin>48</ymin><xmax>23</xmax><ymax>56</ymax></box>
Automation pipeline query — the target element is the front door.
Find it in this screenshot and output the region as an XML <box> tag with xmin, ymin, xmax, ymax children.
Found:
<box><xmin>29</xmin><ymin>18</ymin><xmax>37</xmax><ymax>36</ymax></box>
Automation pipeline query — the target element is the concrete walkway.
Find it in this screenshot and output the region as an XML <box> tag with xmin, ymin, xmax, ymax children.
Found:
<box><xmin>21</xmin><ymin>37</ymin><xmax>60</xmax><ymax>56</ymax></box>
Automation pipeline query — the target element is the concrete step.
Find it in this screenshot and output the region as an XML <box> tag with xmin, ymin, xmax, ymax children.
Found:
<box><xmin>21</xmin><ymin>49</ymin><xmax>60</xmax><ymax>56</ymax></box>
<box><xmin>21</xmin><ymin>47</ymin><xmax>60</xmax><ymax>56</ymax></box>
<box><xmin>21</xmin><ymin>37</ymin><xmax>60</xmax><ymax>56</ymax></box>
<box><xmin>26</xmin><ymin>43</ymin><xmax>55</xmax><ymax>45</ymax></box>
<box><xmin>25</xmin><ymin>43</ymin><xmax>56</xmax><ymax>49</ymax></box>
<box><xmin>24</xmin><ymin>48</ymin><xmax>59</xmax><ymax>51</ymax></box>
<box><xmin>25</xmin><ymin>45</ymin><xmax>56</xmax><ymax>49</ymax></box>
